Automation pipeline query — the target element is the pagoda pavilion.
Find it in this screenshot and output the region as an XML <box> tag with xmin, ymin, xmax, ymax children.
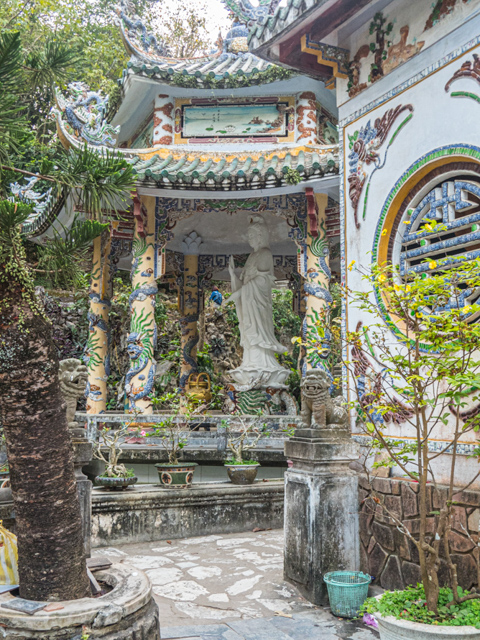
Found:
<box><xmin>21</xmin><ymin>0</ymin><xmax>343</xmax><ymax>417</ymax></box>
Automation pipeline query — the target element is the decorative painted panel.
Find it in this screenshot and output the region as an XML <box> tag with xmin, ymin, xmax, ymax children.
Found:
<box><xmin>174</xmin><ymin>97</ymin><xmax>295</xmax><ymax>144</ymax></box>
<box><xmin>339</xmin><ymin>0</ymin><xmax>479</xmax><ymax>102</ymax></box>
<box><xmin>130</xmin><ymin>114</ymin><xmax>154</xmax><ymax>149</ymax></box>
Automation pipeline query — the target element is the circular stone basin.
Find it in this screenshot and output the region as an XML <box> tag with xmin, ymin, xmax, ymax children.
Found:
<box><xmin>375</xmin><ymin>610</ymin><xmax>480</xmax><ymax>640</ymax></box>
<box><xmin>0</xmin><ymin>563</ymin><xmax>160</xmax><ymax>639</ymax></box>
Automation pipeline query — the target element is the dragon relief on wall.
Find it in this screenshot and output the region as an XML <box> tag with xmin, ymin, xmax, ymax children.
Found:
<box><xmin>445</xmin><ymin>54</ymin><xmax>480</xmax><ymax>104</ymax></box>
<box><xmin>347</xmin><ymin>104</ymin><xmax>413</xmax><ymax>228</ymax></box>
<box><xmin>352</xmin><ymin>322</ymin><xmax>414</xmax><ymax>427</ymax></box>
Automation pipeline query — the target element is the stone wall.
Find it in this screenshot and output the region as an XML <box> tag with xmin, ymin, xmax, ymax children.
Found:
<box><xmin>91</xmin><ymin>481</ymin><xmax>284</xmax><ymax>547</ymax></box>
<box><xmin>359</xmin><ymin>475</ymin><xmax>480</xmax><ymax>591</ymax></box>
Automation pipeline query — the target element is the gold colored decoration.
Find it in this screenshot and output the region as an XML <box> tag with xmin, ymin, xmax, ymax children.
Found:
<box><xmin>186</xmin><ymin>373</ymin><xmax>212</xmax><ymax>404</ymax></box>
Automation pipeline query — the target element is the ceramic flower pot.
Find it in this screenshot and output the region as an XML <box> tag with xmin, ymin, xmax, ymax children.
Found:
<box><xmin>224</xmin><ymin>463</ymin><xmax>260</xmax><ymax>485</ymax></box>
<box><xmin>95</xmin><ymin>475</ymin><xmax>138</xmax><ymax>491</ymax></box>
<box><xmin>155</xmin><ymin>463</ymin><xmax>197</xmax><ymax>489</ymax></box>
<box><xmin>375</xmin><ymin>610</ymin><xmax>480</xmax><ymax>639</ymax></box>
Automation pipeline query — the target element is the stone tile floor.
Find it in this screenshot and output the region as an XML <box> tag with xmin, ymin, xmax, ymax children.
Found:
<box><xmin>94</xmin><ymin>530</ymin><xmax>378</xmax><ymax>640</ymax></box>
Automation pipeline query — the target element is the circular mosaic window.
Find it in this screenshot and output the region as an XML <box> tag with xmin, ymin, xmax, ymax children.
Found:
<box><xmin>372</xmin><ymin>146</ymin><xmax>480</xmax><ymax>341</ymax></box>
<box><xmin>391</xmin><ymin>174</ymin><xmax>480</xmax><ymax>318</ymax></box>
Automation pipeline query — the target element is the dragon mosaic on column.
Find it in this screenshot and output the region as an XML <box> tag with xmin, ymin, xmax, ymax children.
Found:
<box><xmin>54</xmin><ymin>82</ymin><xmax>119</xmax><ymax>147</ymax></box>
<box><xmin>126</xmin><ymin>230</ymin><xmax>158</xmax><ymax>411</ymax></box>
<box><xmin>303</xmin><ymin>218</ymin><xmax>334</xmax><ymax>378</ymax></box>
<box><xmin>83</xmin><ymin>256</ymin><xmax>111</xmax><ymax>413</ymax></box>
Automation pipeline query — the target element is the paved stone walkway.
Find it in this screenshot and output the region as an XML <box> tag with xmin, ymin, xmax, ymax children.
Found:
<box><xmin>94</xmin><ymin>530</ymin><xmax>378</xmax><ymax>640</ymax></box>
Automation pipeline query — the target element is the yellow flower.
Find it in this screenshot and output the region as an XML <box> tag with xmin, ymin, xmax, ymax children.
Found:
<box><xmin>348</xmin><ymin>260</ymin><xmax>356</xmax><ymax>271</ymax></box>
<box><xmin>403</xmin><ymin>220</ymin><xmax>411</xmax><ymax>225</ymax></box>
<box><xmin>377</xmin><ymin>274</ymin><xmax>387</xmax><ymax>283</ymax></box>
<box><xmin>428</xmin><ymin>260</ymin><xmax>437</xmax><ymax>270</ymax></box>
<box><xmin>406</xmin><ymin>285</ymin><xmax>411</xmax><ymax>292</ymax></box>
<box><xmin>394</xmin><ymin>284</ymin><xmax>401</xmax><ymax>291</ymax></box>
<box><xmin>463</xmin><ymin>305</ymin><xmax>472</xmax><ymax>314</ymax></box>
<box><xmin>424</xmin><ymin>224</ymin><xmax>433</xmax><ymax>232</ymax></box>
<box><xmin>381</xmin><ymin>229</ymin><xmax>388</xmax><ymax>236</ymax></box>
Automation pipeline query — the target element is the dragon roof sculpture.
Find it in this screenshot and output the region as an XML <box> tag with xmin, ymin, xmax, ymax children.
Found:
<box><xmin>222</xmin><ymin>0</ymin><xmax>282</xmax><ymax>27</ymax></box>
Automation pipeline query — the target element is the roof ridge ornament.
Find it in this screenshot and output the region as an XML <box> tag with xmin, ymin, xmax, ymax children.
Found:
<box><xmin>222</xmin><ymin>0</ymin><xmax>281</xmax><ymax>27</ymax></box>
<box><xmin>53</xmin><ymin>82</ymin><xmax>119</xmax><ymax>148</ymax></box>
<box><xmin>115</xmin><ymin>1</ymin><xmax>171</xmax><ymax>58</ymax></box>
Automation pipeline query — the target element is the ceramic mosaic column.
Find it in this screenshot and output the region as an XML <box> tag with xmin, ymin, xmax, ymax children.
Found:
<box><xmin>303</xmin><ymin>191</ymin><xmax>332</xmax><ymax>375</ymax></box>
<box><xmin>179</xmin><ymin>232</ymin><xmax>202</xmax><ymax>392</ymax></box>
<box><xmin>296</xmin><ymin>91</ymin><xmax>318</xmax><ymax>145</ymax></box>
<box><xmin>84</xmin><ymin>234</ymin><xmax>112</xmax><ymax>414</ymax></box>
<box><xmin>153</xmin><ymin>94</ymin><xmax>174</xmax><ymax>146</ymax></box>
<box><xmin>125</xmin><ymin>195</ymin><xmax>158</xmax><ymax>414</ymax></box>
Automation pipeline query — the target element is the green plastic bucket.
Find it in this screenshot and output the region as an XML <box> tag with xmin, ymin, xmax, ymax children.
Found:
<box><xmin>324</xmin><ymin>571</ymin><xmax>371</xmax><ymax>618</ymax></box>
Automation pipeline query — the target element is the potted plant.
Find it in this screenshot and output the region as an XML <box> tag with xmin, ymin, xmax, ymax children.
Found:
<box><xmin>93</xmin><ymin>426</ymin><xmax>138</xmax><ymax>490</ymax></box>
<box><xmin>222</xmin><ymin>416</ymin><xmax>267</xmax><ymax>484</ymax></box>
<box><xmin>335</xmin><ymin>245</ymin><xmax>480</xmax><ymax>638</ymax></box>
<box><xmin>149</xmin><ymin>392</ymin><xmax>207</xmax><ymax>488</ymax></box>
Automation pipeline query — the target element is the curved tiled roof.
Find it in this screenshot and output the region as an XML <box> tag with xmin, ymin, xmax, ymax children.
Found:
<box><xmin>123</xmin><ymin>51</ymin><xmax>276</xmax><ymax>88</ymax></box>
<box><xmin>128</xmin><ymin>145</ymin><xmax>338</xmax><ymax>189</ymax></box>
<box><xmin>117</xmin><ymin>8</ymin><xmax>293</xmax><ymax>89</ymax></box>
<box><xmin>56</xmin><ymin>110</ymin><xmax>338</xmax><ymax>192</ymax></box>
<box><xmin>249</xmin><ymin>0</ymin><xmax>322</xmax><ymax>50</ymax></box>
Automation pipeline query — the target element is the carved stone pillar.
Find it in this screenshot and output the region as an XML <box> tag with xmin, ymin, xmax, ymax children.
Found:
<box><xmin>153</xmin><ymin>94</ymin><xmax>174</xmax><ymax>146</ymax></box>
<box><xmin>125</xmin><ymin>195</ymin><xmax>158</xmax><ymax>415</ymax></box>
<box><xmin>59</xmin><ymin>358</ymin><xmax>92</xmax><ymax>557</ymax></box>
<box><xmin>179</xmin><ymin>232</ymin><xmax>202</xmax><ymax>392</ymax></box>
<box><xmin>284</xmin><ymin>375</ymin><xmax>359</xmax><ymax>604</ymax></box>
<box><xmin>303</xmin><ymin>190</ymin><xmax>332</xmax><ymax>375</ymax></box>
<box><xmin>85</xmin><ymin>233</ymin><xmax>111</xmax><ymax>414</ymax></box>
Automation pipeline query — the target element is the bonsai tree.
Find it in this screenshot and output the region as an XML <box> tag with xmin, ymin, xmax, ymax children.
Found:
<box><xmin>222</xmin><ymin>415</ymin><xmax>268</xmax><ymax>464</ymax></box>
<box><xmin>93</xmin><ymin>426</ymin><xmax>135</xmax><ymax>479</ymax></box>
<box><xmin>338</xmin><ymin>239</ymin><xmax>480</xmax><ymax>622</ymax></box>
<box><xmin>149</xmin><ymin>392</ymin><xmax>208</xmax><ymax>464</ymax></box>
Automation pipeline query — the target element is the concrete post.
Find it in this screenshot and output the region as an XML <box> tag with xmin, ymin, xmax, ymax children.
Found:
<box><xmin>125</xmin><ymin>195</ymin><xmax>158</xmax><ymax>414</ymax></box>
<box><xmin>71</xmin><ymin>436</ymin><xmax>93</xmax><ymax>557</ymax></box>
<box><xmin>284</xmin><ymin>409</ymin><xmax>359</xmax><ymax>604</ymax></box>
<box><xmin>179</xmin><ymin>232</ymin><xmax>202</xmax><ymax>392</ymax></box>
<box><xmin>85</xmin><ymin>234</ymin><xmax>111</xmax><ymax>414</ymax></box>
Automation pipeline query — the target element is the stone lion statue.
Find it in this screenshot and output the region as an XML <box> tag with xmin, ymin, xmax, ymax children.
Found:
<box><xmin>59</xmin><ymin>358</ymin><xmax>88</xmax><ymax>427</ymax></box>
<box><xmin>300</xmin><ymin>369</ymin><xmax>348</xmax><ymax>428</ymax></box>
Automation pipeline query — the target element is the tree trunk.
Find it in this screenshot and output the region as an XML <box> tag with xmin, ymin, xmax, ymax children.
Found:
<box><xmin>0</xmin><ymin>299</ymin><xmax>90</xmax><ymax>601</ymax></box>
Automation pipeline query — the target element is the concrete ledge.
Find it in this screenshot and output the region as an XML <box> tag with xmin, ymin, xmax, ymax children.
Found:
<box><xmin>92</xmin><ymin>480</ymin><xmax>285</xmax><ymax>548</ymax></box>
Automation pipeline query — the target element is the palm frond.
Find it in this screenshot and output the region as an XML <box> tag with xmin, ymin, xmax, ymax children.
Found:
<box><xmin>0</xmin><ymin>32</ymin><xmax>22</xmax><ymax>89</ymax></box>
<box><xmin>0</xmin><ymin>199</ymin><xmax>32</xmax><ymax>235</ymax></box>
<box><xmin>35</xmin><ymin>216</ymin><xmax>108</xmax><ymax>288</ymax></box>
<box><xmin>26</xmin><ymin>38</ymin><xmax>84</xmax><ymax>89</ymax></box>
<box><xmin>55</xmin><ymin>145</ymin><xmax>136</xmax><ymax>220</ymax></box>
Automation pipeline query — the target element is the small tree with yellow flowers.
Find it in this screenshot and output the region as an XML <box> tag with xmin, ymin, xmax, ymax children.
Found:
<box><xmin>332</xmin><ymin>236</ymin><xmax>480</xmax><ymax>623</ymax></box>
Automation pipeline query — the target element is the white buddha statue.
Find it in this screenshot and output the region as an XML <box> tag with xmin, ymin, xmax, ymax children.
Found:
<box><xmin>227</xmin><ymin>215</ymin><xmax>290</xmax><ymax>389</ymax></box>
